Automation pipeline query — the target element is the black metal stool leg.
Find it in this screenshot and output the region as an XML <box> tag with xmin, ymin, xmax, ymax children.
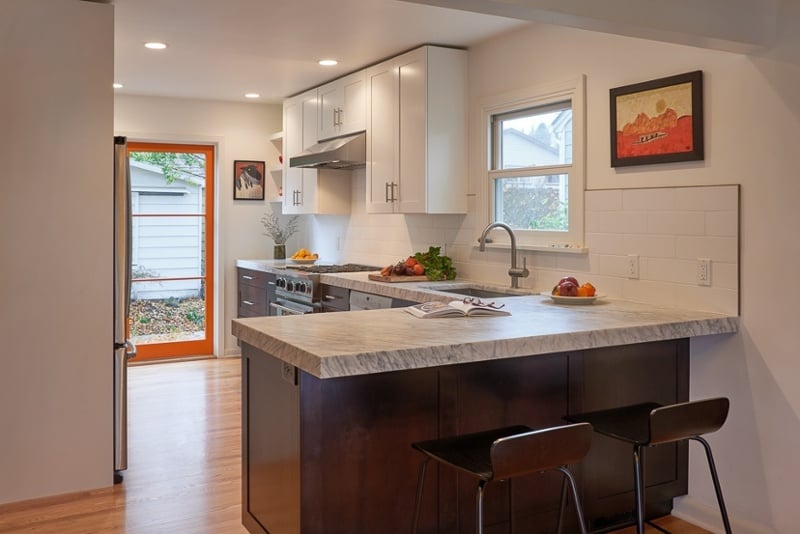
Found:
<box><xmin>556</xmin><ymin>471</ymin><xmax>568</xmax><ymax>534</ymax></box>
<box><xmin>476</xmin><ymin>480</ymin><xmax>487</xmax><ymax>534</ymax></box>
<box><xmin>411</xmin><ymin>457</ymin><xmax>429</xmax><ymax>534</ymax></box>
<box><xmin>633</xmin><ymin>445</ymin><xmax>646</xmax><ymax>534</ymax></box>
<box><xmin>691</xmin><ymin>436</ymin><xmax>733</xmax><ymax>534</ymax></box>
<box><xmin>556</xmin><ymin>466</ymin><xmax>588</xmax><ymax>534</ymax></box>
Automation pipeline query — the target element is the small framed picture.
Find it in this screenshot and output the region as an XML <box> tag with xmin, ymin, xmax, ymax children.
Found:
<box><xmin>610</xmin><ymin>70</ymin><xmax>704</xmax><ymax>167</ymax></box>
<box><xmin>233</xmin><ymin>160</ymin><xmax>265</xmax><ymax>200</ymax></box>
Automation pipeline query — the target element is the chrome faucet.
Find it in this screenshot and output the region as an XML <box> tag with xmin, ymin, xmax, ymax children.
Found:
<box><xmin>478</xmin><ymin>222</ymin><xmax>530</xmax><ymax>288</ymax></box>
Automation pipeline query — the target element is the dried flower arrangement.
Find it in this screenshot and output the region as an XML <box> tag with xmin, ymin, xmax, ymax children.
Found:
<box><xmin>260</xmin><ymin>212</ymin><xmax>300</xmax><ymax>244</ymax></box>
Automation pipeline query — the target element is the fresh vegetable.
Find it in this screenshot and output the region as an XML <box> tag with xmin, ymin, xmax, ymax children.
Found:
<box><xmin>413</xmin><ymin>246</ymin><xmax>456</xmax><ymax>281</ymax></box>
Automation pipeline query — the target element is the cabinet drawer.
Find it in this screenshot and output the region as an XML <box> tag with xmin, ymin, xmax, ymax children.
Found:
<box><xmin>319</xmin><ymin>284</ymin><xmax>349</xmax><ymax>311</ymax></box>
<box><xmin>238</xmin><ymin>268</ymin><xmax>272</xmax><ymax>290</ymax></box>
<box><xmin>238</xmin><ymin>284</ymin><xmax>268</xmax><ymax>317</ymax></box>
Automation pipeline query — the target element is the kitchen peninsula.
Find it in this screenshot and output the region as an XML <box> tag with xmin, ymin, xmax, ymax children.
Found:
<box><xmin>232</xmin><ymin>274</ymin><xmax>738</xmax><ymax>533</ymax></box>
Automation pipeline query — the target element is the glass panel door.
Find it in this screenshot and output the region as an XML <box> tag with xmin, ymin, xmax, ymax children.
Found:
<box><xmin>126</xmin><ymin>142</ymin><xmax>214</xmax><ymax>361</ymax></box>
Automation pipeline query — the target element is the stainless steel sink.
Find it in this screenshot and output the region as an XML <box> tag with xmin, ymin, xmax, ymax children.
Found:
<box><xmin>423</xmin><ymin>285</ymin><xmax>533</xmax><ymax>299</ymax></box>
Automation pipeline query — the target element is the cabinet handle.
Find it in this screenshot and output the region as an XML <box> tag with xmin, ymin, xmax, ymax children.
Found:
<box><xmin>385</xmin><ymin>182</ymin><xmax>390</xmax><ymax>203</ymax></box>
<box><xmin>296</xmin><ymin>189</ymin><xmax>302</xmax><ymax>206</ymax></box>
<box><xmin>390</xmin><ymin>182</ymin><xmax>398</xmax><ymax>202</ymax></box>
<box><xmin>242</xmin><ymin>300</ymin><xmax>255</xmax><ymax>306</ymax></box>
<box><xmin>336</xmin><ymin>107</ymin><xmax>343</xmax><ymax>126</ymax></box>
<box><xmin>242</xmin><ymin>275</ymin><xmax>255</xmax><ymax>280</ymax></box>
<box><xmin>323</xmin><ymin>294</ymin><xmax>337</xmax><ymax>301</ymax></box>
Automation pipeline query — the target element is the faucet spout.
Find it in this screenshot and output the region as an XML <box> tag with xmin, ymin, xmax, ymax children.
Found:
<box><xmin>478</xmin><ymin>222</ymin><xmax>530</xmax><ymax>288</ymax></box>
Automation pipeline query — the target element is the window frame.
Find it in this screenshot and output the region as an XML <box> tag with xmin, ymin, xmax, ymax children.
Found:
<box><xmin>482</xmin><ymin>76</ymin><xmax>586</xmax><ymax>248</ymax></box>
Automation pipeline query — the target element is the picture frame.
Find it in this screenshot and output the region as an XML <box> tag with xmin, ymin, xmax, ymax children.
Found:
<box><xmin>610</xmin><ymin>70</ymin><xmax>703</xmax><ymax>167</ymax></box>
<box><xmin>233</xmin><ymin>160</ymin><xmax>265</xmax><ymax>200</ymax></box>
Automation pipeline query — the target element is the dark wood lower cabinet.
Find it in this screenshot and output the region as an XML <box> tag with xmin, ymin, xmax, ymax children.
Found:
<box><xmin>241</xmin><ymin>340</ymin><xmax>689</xmax><ymax>533</ymax></box>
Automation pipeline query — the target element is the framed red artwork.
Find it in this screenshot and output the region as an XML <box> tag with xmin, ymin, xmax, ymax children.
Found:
<box><xmin>610</xmin><ymin>70</ymin><xmax>703</xmax><ymax>167</ymax></box>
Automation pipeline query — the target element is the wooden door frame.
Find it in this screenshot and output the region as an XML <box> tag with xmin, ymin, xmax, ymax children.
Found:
<box><xmin>126</xmin><ymin>141</ymin><xmax>215</xmax><ymax>361</ymax></box>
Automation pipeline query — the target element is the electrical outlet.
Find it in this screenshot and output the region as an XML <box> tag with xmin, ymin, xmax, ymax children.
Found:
<box><xmin>627</xmin><ymin>254</ymin><xmax>639</xmax><ymax>279</ymax></box>
<box><xmin>281</xmin><ymin>362</ymin><xmax>297</xmax><ymax>385</ymax></box>
<box><xmin>697</xmin><ymin>258</ymin><xmax>711</xmax><ymax>286</ymax></box>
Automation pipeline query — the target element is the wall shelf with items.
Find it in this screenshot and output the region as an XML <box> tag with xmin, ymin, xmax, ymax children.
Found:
<box><xmin>266</xmin><ymin>132</ymin><xmax>284</xmax><ymax>203</ymax></box>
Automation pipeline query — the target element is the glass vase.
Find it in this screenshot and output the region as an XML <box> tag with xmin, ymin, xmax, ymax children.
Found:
<box><xmin>273</xmin><ymin>243</ymin><xmax>286</xmax><ymax>260</ymax></box>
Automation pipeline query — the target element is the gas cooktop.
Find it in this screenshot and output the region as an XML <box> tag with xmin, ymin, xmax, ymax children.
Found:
<box><xmin>285</xmin><ymin>263</ymin><xmax>381</xmax><ymax>274</ymax></box>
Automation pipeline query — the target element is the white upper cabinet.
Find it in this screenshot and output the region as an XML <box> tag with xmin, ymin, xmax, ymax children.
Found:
<box><xmin>365</xmin><ymin>46</ymin><xmax>467</xmax><ymax>214</ymax></box>
<box><xmin>283</xmin><ymin>89</ymin><xmax>350</xmax><ymax>215</ymax></box>
<box><xmin>317</xmin><ymin>70</ymin><xmax>366</xmax><ymax>141</ymax></box>
<box><xmin>283</xmin><ymin>89</ymin><xmax>318</xmax><ymax>214</ymax></box>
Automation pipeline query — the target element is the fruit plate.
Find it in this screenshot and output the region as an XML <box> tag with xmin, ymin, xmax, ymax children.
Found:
<box><xmin>546</xmin><ymin>293</ymin><xmax>603</xmax><ymax>305</ymax></box>
<box><xmin>289</xmin><ymin>258</ymin><xmax>318</xmax><ymax>265</ymax></box>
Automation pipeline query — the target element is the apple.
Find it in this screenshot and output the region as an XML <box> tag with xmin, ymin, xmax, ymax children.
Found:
<box><xmin>558</xmin><ymin>281</ymin><xmax>578</xmax><ymax>296</ymax></box>
<box><xmin>559</xmin><ymin>276</ymin><xmax>579</xmax><ymax>287</ymax></box>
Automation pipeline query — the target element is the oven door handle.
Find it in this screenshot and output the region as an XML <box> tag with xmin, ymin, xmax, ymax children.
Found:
<box><xmin>270</xmin><ymin>301</ymin><xmax>307</xmax><ymax>316</ymax></box>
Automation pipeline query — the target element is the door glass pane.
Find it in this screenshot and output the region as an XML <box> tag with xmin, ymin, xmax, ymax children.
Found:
<box><xmin>128</xmin><ymin>151</ymin><xmax>208</xmax><ymax>345</ymax></box>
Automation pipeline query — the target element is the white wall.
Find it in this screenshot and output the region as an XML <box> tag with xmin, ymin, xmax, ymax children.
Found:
<box><xmin>0</xmin><ymin>0</ymin><xmax>114</xmax><ymax>504</ymax></box>
<box><xmin>307</xmin><ymin>18</ymin><xmax>800</xmax><ymax>534</ymax></box>
<box><xmin>464</xmin><ymin>22</ymin><xmax>800</xmax><ymax>533</ymax></box>
<box><xmin>114</xmin><ymin>95</ymin><xmax>286</xmax><ymax>356</ymax></box>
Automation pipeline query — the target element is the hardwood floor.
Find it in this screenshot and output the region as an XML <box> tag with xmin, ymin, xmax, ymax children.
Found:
<box><xmin>0</xmin><ymin>358</ymin><xmax>709</xmax><ymax>533</ymax></box>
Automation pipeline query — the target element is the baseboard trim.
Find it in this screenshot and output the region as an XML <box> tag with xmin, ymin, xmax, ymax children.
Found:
<box><xmin>222</xmin><ymin>348</ymin><xmax>241</xmax><ymax>358</ymax></box>
<box><xmin>672</xmin><ymin>496</ymin><xmax>774</xmax><ymax>534</ymax></box>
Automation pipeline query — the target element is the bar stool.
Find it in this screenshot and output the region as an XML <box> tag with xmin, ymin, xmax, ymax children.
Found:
<box><xmin>566</xmin><ymin>398</ymin><xmax>732</xmax><ymax>534</ymax></box>
<box><xmin>411</xmin><ymin>423</ymin><xmax>593</xmax><ymax>534</ymax></box>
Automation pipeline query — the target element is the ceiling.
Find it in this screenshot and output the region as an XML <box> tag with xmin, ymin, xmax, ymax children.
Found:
<box><xmin>110</xmin><ymin>0</ymin><xmax>790</xmax><ymax>105</ymax></box>
<box><xmin>111</xmin><ymin>0</ymin><xmax>529</xmax><ymax>104</ymax></box>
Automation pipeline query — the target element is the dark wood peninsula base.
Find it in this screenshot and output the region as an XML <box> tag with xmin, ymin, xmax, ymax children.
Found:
<box><xmin>241</xmin><ymin>339</ymin><xmax>689</xmax><ymax>533</ymax></box>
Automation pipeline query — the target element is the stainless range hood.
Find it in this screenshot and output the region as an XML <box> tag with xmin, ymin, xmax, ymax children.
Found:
<box><xmin>289</xmin><ymin>131</ymin><xmax>366</xmax><ymax>170</ymax></box>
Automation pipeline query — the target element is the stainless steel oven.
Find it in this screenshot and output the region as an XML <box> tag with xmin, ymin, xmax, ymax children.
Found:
<box><xmin>270</xmin><ymin>297</ymin><xmax>315</xmax><ymax>316</ymax></box>
<box><xmin>273</xmin><ymin>263</ymin><xmax>380</xmax><ymax>315</ymax></box>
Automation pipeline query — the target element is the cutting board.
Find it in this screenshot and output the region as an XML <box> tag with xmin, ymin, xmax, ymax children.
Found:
<box><xmin>368</xmin><ymin>273</ymin><xmax>429</xmax><ymax>283</ymax></box>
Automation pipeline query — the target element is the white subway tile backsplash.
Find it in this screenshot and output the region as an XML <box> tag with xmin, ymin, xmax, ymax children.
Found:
<box><xmin>675</xmin><ymin>236</ymin><xmax>738</xmax><ymax>262</ymax></box>
<box><xmin>584</xmin><ymin>189</ymin><xmax>623</xmax><ymax>211</ymax></box>
<box><xmin>315</xmin><ymin>181</ymin><xmax>738</xmax><ymax>316</ymax></box>
<box><xmin>622</xmin><ymin>234</ymin><xmax>676</xmax><ymax>258</ymax></box>
<box><xmin>584</xmin><ymin>233</ymin><xmax>626</xmax><ymax>255</ymax></box>
<box><xmin>622</xmin><ymin>188</ymin><xmax>676</xmax><ymax>210</ymax></box>
<box><xmin>646</xmin><ymin>211</ymin><xmax>706</xmax><ymax>235</ymax></box>
<box><xmin>705</xmin><ymin>211</ymin><xmax>738</xmax><ymax>237</ymax></box>
<box><xmin>674</xmin><ymin>186</ymin><xmax>739</xmax><ymax>211</ymax></box>
<box><xmin>586</xmin><ymin>211</ymin><xmax>649</xmax><ymax>234</ymax></box>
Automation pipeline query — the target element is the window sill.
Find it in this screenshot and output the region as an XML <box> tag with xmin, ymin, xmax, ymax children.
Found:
<box><xmin>474</xmin><ymin>242</ymin><xmax>588</xmax><ymax>254</ymax></box>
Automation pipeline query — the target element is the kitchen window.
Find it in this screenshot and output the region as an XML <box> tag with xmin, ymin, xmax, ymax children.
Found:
<box><xmin>485</xmin><ymin>77</ymin><xmax>585</xmax><ymax>248</ymax></box>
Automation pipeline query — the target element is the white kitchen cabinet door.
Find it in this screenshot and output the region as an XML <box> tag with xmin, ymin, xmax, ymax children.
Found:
<box><xmin>283</xmin><ymin>89</ymin><xmax>318</xmax><ymax>214</ymax></box>
<box><xmin>365</xmin><ymin>60</ymin><xmax>398</xmax><ymax>214</ymax></box>
<box><xmin>283</xmin><ymin>88</ymin><xmax>351</xmax><ymax>215</ymax></box>
<box><xmin>365</xmin><ymin>46</ymin><xmax>467</xmax><ymax>214</ymax></box>
<box><xmin>318</xmin><ymin>70</ymin><xmax>366</xmax><ymax>141</ymax></box>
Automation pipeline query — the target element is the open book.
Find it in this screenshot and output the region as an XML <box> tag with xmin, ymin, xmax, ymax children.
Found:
<box><xmin>405</xmin><ymin>300</ymin><xmax>511</xmax><ymax>319</ymax></box>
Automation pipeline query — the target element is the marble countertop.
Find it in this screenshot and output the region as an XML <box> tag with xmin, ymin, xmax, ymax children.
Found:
<box><xmin>232</xmin><ymin>269</ymin><xmax>739</xmax><ymax>379</ymax></box>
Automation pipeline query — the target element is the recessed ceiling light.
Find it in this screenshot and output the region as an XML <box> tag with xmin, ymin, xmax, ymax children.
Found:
<box><xmin>113</xmin><ymin>83</ymin><xmax>123</xmax><ymax>89</ymax></box>
<box><xmin>144</xmin><ymin>42</ymin><xmax>168</xmax><ymax>50</ymax></box>
<box><xmin>244</xmin><ymin>93</ymin><xmax>260</xmax><ymax>99</ymax></box>
<box><xmin>318</xmin><ymin>59</ymin><xmax>338</xmax><ymax>67</ymax></box>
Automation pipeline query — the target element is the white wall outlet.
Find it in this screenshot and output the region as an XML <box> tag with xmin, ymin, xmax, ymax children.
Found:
<box><xmin>627</xmin><ymin>254</ymin><xmax>639</xmax><ymax>279</ymax></box>
<box><xmin>697</xmin><ymin>258</ymin><xmax>711</xmax><ymax>286</ymax></box>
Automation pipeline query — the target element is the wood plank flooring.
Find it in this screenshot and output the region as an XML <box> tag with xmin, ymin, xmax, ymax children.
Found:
<box><xmin>0</xmin><ymin>358</ymin><xmax>709</xmax><ymax>533</ymax></box>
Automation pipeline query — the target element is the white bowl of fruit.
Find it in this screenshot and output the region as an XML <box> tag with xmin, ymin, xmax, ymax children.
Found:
<box><xmin>548</xmin><ymin>276</ymin><xmax>601</xmax><ymax>304</ymax></box>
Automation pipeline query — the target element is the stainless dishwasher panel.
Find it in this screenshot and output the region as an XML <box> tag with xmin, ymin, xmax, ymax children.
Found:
<box><xmin>349</xmin><ymin>290</ymin><xmax>393</xmax><ymax>311</ymax></box>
